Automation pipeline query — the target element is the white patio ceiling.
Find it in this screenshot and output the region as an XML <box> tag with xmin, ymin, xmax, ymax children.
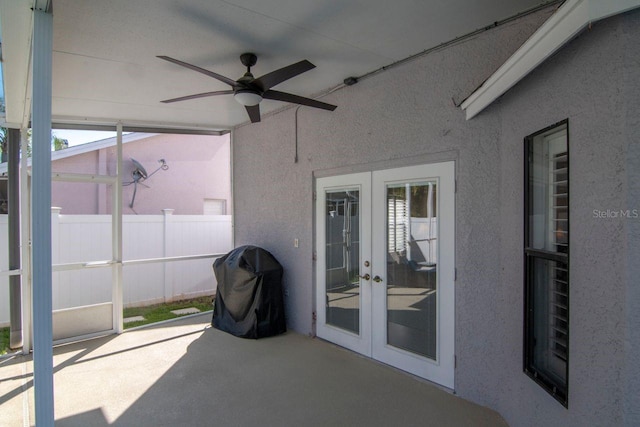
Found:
<box><xmin>1</xmin><ymin>0</ymin><xmax>553</xmax><ymax>132</ymax></box>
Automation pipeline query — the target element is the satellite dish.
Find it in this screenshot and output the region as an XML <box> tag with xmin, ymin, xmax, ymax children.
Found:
<box><xmin>131</xmin><ymin>158</ymin><xmax>148</xmax><ymax>180</ymax></box>
<box><xmin>126</xmin><ymin>158</ymin><xmax>169</xmax><ymax>209</ymax></box>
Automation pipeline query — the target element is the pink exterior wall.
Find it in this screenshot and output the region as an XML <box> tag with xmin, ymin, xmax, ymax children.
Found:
<box><xmin>52</xmin><ymin>150</ymin><xmax>102</xmax><ymax>214</ymax></box>
<box><xmin>51</xmin><ymin>133</ymin><xmax>231</xmax><ymax>215</ymax></box>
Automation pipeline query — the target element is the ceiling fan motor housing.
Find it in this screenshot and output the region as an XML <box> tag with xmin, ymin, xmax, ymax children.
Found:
<box><xmin>240</xmin><ymin>52</ymin><xmax>258</xmax><ymax>68</ymax></box>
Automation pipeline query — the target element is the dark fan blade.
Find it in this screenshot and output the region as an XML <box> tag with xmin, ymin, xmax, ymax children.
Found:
<box><xmin>157</xmin><ymin>56</ymin><xmax>239</xmax><ymax>88</ymax></box>
<box><xmin>245</xmin><ymin>104</ymin><xmax>261</xmax><ymax>123</ymax></box>
<box><xmin>160</xmin><ymin>90</ymin><xmax>234</xmax><ymax>104</ymax></box>
<box><xmin>263</xmin><ymin>90</ymin><xmax>337</xmax><ymax>111</ymax></box>
<box><xmin>254</xmin><ymin>60</ymin><xmax>315</xmax><ymax>91</ymax></box>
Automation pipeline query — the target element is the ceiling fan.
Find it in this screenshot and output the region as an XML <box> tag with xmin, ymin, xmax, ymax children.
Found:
<box><xmin>158</xmin><ymin>53</ymin><xmax>337</xmax><ymax>123</ymax></box>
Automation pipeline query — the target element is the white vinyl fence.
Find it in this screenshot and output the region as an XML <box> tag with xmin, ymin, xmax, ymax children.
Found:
<box><xmin>0</xmin><ymin>211</ymin><xmax>233</xmax><ymax>326</ymax></box>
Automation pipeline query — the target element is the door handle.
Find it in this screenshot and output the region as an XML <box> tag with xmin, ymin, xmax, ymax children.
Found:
<box><xmin>372</xmin><ymin>275</ymin><xmax>383</xmax><ymax>283</ymax></box>
<box><xmin>359</xmin><ymin>273</ymin><xmax>371</xmax><ymax>281</ymax></box>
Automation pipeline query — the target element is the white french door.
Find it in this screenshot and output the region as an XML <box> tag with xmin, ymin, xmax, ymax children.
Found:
<box><xmin>316</xmin><ymin>162</ymin><xmax>455</xmax><ymax>388</ymax></box>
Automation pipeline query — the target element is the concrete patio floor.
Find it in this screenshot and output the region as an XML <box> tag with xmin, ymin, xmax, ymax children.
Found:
<box><xmin>0</xmin><ymin>313</ymin><xmax>508</xmax><ymax>426</ymax></box>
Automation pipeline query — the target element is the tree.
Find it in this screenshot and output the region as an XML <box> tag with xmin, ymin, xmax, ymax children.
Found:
<box><xmin>0</xmin><ymin>127</ymin><xmax>68</xmax><ymax>163</ymax></box>
<box><xmin>53</xmin><ymin>134</ymin><xmax>69</xmax><ymax>151</ymax></box>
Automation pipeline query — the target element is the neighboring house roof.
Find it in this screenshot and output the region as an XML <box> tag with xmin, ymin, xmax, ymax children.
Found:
<box><xmin>0</xmin><ymin>132</ymin><xmax>157</xmax><ymax>174</ymax></box>
<box><xmin>461</xmin><ymin>0</ymin><xmax>640</xmax><ymax>119</ymax></box>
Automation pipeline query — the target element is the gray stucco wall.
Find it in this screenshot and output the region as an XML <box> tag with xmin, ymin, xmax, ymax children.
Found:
<box><xmin>623</xmin><ymin>9</ymin><xmax>640</xmax><ymax>427</ymax></box>
<box><xmin>232</xmin><ymin>7</ymin><xmax>638</xmax><ymax>427</ymax></box>
<box><xmin>488</xmin><ymin>10</ymin><xmax>639</xmax><ymax>427</ymax></box>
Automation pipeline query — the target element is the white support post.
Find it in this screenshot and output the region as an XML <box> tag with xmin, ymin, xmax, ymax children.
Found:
<box><xmin>31</xmin><ymin>6</ymin><xmax>54</xmax><ymax>426</ymax></box>
<box><xmin>7</xmin><ymin>129</ymin><xmax>23</xmax><ymax>350</ymax></box>
<box><xmin>20</xmin><ymin>129</ymin><xmax>32</xmax><ymax>355</ymax></box>
<box><xmin>162</xmin><ymin>208</ymin><xmax>174</xmax><ymax>302</ymax></box>
<box><xmin>113</xmin><ymin>124</ymin><xmax>124</xmax><ymax>333</ymax></box>
<box><xmin>98</xmin><ymin>148</ymin><xmax>108</xmax><ymax>214</ymax></box>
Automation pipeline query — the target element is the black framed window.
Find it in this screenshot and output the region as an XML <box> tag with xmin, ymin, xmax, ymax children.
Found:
<box><xmin>524</xmin><ymin>120</ymin><xmax>569</xmax><ymax>406</ymax></box>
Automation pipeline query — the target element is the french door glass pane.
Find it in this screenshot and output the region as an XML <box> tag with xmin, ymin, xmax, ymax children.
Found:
<box><xmin>386</xmin><ymin>181</ymin><xmax>437</xmax><ymax>359</ymax></box>
<box><xmin>325</xmin><ymin>189</ymin><xmax>360</xmax><ymax>334</ymax></box>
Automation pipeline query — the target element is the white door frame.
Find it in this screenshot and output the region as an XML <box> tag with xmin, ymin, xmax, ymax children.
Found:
<box><xmin>315</xmin><ymin>172</ymin><xmax>372</xmax><ymax>356</ymax></box>
<box><xmin>315</xmin><ymin>161</ymin><xmax>455</xmax><ymax>389</ymax></box>
<box><xmin>371</xmin><ymin>162</ymin><xmax>455</xmax><ymax>389</ymax></box>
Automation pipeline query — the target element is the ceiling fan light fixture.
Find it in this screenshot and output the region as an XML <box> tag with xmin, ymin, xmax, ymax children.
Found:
<box><xmin>234</xmin><ymin>90</ymin><xmax>262</xmax><ymax>106</ymax></box>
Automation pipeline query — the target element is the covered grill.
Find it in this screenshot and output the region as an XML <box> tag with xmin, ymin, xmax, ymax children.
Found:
<box><xmin>212</xmin><ymin>245</ymin><xmax>286</xmax><ymax>338</ymax></box>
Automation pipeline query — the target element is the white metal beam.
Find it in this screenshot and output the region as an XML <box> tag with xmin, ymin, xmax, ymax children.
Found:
<box><xmin>113</xmin><ymin>123</ymin><xmax>124</xmax><ymax>333</ymax></box>
<box><xmin>0</xmin><ymin>269</ymin><xmax>21</xmax><ymax>277</ymax></box>
<box><xmin>20</xmin><ymin>129</ymin><xmax>32</xmax><ymax>355</ymax></box>
<box><xmin>461</xmin><ymin>0</ymin><xmax>640</xmax><ymax>120</ymax></box>
<box><xmin>51</xmin><ymin>172</ymin><xmax>117</xmax><ymax>184</ymax></box>
<box><xmin>8</xmin><ymin>130</ymin><xmax>22</xmax><ymax>350</ymax></box>
<box><xmin>31</xmin><ymin>6</ymin><xmax>54</xmax><ymax>426</ymax></box>
<box><xmin>33</xmin><ymin>0</ymin><xmax>51</xmax><ymax>12</ymax></box>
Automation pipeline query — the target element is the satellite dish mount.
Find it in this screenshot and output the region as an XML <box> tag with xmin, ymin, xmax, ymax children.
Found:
<box><xmin>127</xmin><ymin>158</ymin><xmax>169</xmax><ymax>208</ymax></box>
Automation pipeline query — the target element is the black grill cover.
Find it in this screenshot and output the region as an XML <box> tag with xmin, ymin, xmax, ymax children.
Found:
<box><xmin>212</xmin><ymin>245</ymin><xmax>286</xmax><ymax>338</ymax></box>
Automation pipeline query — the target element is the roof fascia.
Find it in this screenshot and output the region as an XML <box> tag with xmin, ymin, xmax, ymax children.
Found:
<box><xmin>461</xmin><ymin>0</ymin><xmax>640</xmax><ymax>120</ymax></box>
<box><xmin>0</xmin><ymin>133</ymin><xmax>156</xmax><ymax>173</ymax></box>
<box><xmin>49</xmin><ymin>132</ymin><xmax>156</xmax><ymax>161</ymax></box>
